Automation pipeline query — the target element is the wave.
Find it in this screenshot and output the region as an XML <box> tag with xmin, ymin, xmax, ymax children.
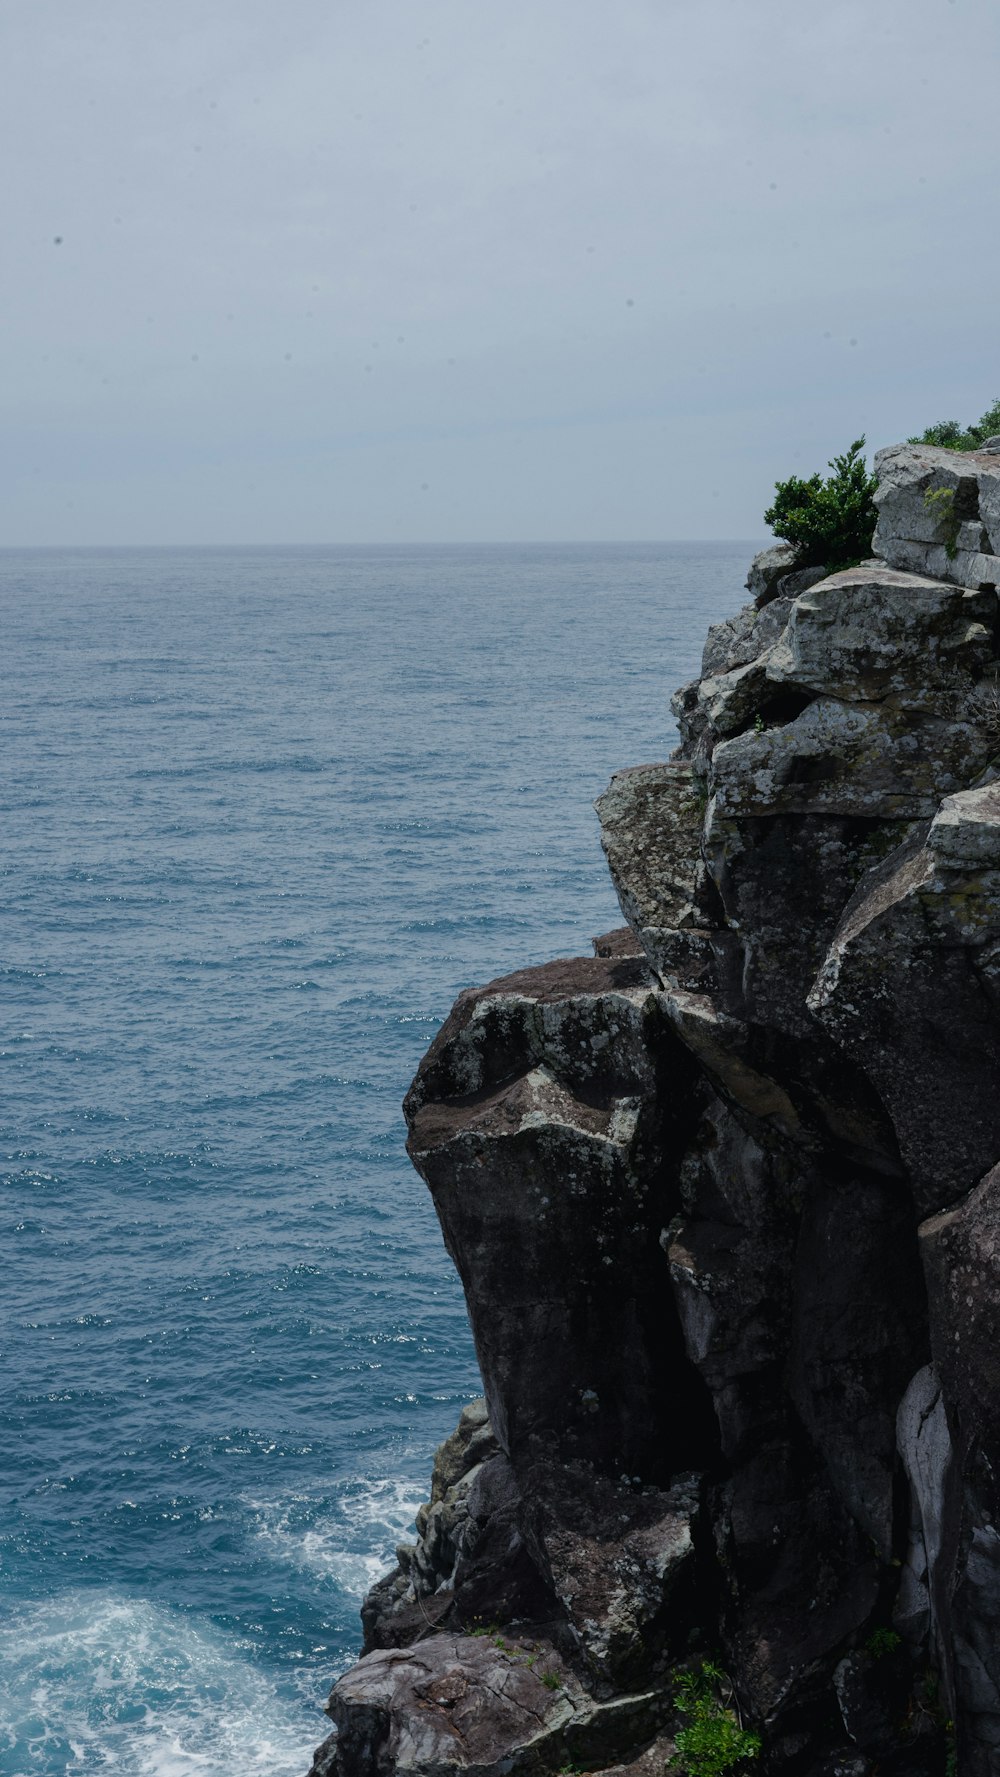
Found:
<box><xmin>243</xmin><ymin>1472</ymin><xmax>425</xmax><ymax>1601</ymax></box>
<box><xmin>0</xmin><ymin>1588</ymin><xmax>321</xmax><ymax>1776</ymax></box>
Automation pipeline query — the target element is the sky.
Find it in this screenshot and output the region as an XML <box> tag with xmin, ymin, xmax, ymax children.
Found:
<box><xmin>2</xmin><ymin>0</ymin><xmax>999</xmax><ymax>545</ymax></box>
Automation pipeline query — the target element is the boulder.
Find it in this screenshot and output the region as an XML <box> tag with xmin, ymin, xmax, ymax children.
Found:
<box><xmin>534</xmin><ymin>1464</ymin><xmax>701</xmax><ymax>1690</ymax></box>
<box><xmin>404</xmin><ymin>954</ymin><xmax>714</xmax><ymax>1477</ymax></box>
<box><xmin>697</xmin><ymin>655</ymin><xmax>778</xmax><ymax>739</ymax></box>
<box><xmin>714</xmin><ymin>1433</ymin><xmax>880</xmax><ymax>1731</ymax></box>
<box><xmin>707</xmin><ymin>696</ymin><xmax>995</xmax><ymax>822</ymax></box>
<box><xmin>594</xmin><ymin>763</ymin><xmax>703</xmax><ymax>944</ymax></box>
<box><xmin>702</xmin><ymin>804</ymin><xmax>916</xmax><ymax>1043</ymax></box>
<box><xmin>765</xmin><ymin>567</ymin><xmax>994</xmax><ymax>704</ymax></box>
<box><xmin>701</xmin><ymin>593</ymin><xmax>794</xmax><ymax>679</ymax></box>
<box><xmin>320</xmin><ymin>1632</ymin><xmax>672</xmax><ymax>1776</ymax></box>
<box><xmin>872</xmin><ymin>440</ymin><xmax>1000</xmax><ymax>582</ymax></box>
<box><xmin>669</xmin><ymin>1095</ymin><xmax>924</xmax><ymax>1560</ymax></box>
<box><xmin>787</xmin><ymin>1168</ymin><xmax>927</xmax><ymax>1558</ymax></box>
<box><xmin>668</xmin><ymin>1100</ymin><xmax>798</xmax><ymax>1411</ymax></box>
<box><xmin>746</xmin><ymin>540</ymin><xmax>799</xmax><ymax>606</ymax></box>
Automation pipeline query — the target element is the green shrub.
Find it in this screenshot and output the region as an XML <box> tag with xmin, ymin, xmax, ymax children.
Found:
<box><xmin>864</xmin><ymin>1626</ymin><xmax>902</xmax><ymax>1659</ymax></box>
<box><xmin>763</xmin><ymin>438</ymin><xmax>878</xmax><ymax>572</ymax></box>
<box><xmin>911</xmin><ymin>397</ymin><xmax>1000</xmax><ymax>453</ymax></box>
<box><xmin>670</xmin><ymin>1661</ymin><xmax>762</xmax><ymax>1777</ymax></box>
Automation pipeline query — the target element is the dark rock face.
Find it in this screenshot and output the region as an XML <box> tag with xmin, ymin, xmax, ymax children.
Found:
<box><xmin>312</xmin><ymin>443</ymin><xmax>1000</xmax><ymax>1777</ymax></box>
<box><xmin>919</xmin><ymin>1166</ymin><xmax>1000</xmax><ymax>1771</ymax></box>
<box><xmin>403</xmin><ymin>954</ymin><xmax>714</xmax><ymax>1479</ymax></box>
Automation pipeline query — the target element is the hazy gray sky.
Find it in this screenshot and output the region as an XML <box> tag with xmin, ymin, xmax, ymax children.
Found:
<box><xmin>3</xmin><ymin>0</ymin><xmax>998</xmax><ymax>544</ymax></box>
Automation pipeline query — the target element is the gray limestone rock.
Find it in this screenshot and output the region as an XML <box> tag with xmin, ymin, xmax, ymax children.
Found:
<box><xmin>746</xmin><ymin>540</ymin><xmax>800</xmax><ymax>605</ymax></box>
<box><xmin>708</xmin><ymin>695</ymin><xmax>995</xmax><ymax>822</ymax></box>
<box><xmin>697</xmin><ymin>655</ymin><xmax>777</xmax><ymax>739</ymax></box>
<box><xmin>595</xmin><ymin>763</ymin><xmax>703</xmax><ymax>945</ymax></box>
<box><xmin>701</xmin><ymin>594</ymin><xmax>793</xmax><ymax>679</ymax></box>
<box><xmin>873</xmin><ymin>534</ymin><xmax>1000</xmax><ymax>590</ymax></box>
<box><xmin>765</xmin><ymin>566</ymin><xmax>995</xmax><ymax>704</ymax></box>
<box><xmin>872</xmin><ymin>439</ymin><xmax>1000</xmax><ymax>577</ymax></box>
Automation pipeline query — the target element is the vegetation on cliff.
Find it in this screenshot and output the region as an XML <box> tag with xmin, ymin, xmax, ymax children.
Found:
<box><xmin>911</xmin><ymin>396</ymin><xmax>1000</xmax><ymax>452</ymax></box>
<box><xmin>764</xmin><ymin>437</ymin><xmax>877</xmax><ymax>571</ymax></box>
<box><xmin>765</xmin><ymin>407</ymin><xmax>1000</xmax><ymax>575</ymax></box>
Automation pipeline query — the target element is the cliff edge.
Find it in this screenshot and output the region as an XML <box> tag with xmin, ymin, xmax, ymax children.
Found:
<box><xmin>310</xmin><ymin>441</ymin><xmax>1000</xmax><ymax>1777</ymax></box>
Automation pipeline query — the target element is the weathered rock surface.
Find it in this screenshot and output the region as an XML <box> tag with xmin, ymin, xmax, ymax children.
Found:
<box><xmin>316</xmin><ymin>442</ymin><xmax>1000</xmax><ymax>1777</ymax></box>
<box><xmin>533</xmin><ymin>1463</ymin><xmax>701</xmax><ymax>1689</ymax></box>
<box><xmin>745</xmin><ymin>541</ymin><xmax>820</xmax><ymax>607</ymax></box>
<box><xmin>363</xmin><ymin>1399</ymin><xmax>503</xmax><ymax>1650</ymax></box>
<box><xmin>765</xmin><ymin>567</ymin><xmax>995</xmax><ymax>703</ymax></box>
<box><xmin>404</xmin><ymin>952</ymin><xmax>715</xmax><ymax>1477</ymax></box>
<box><xmin>595</xmin><ymin>762</ymin><xmax>702</xmax><ymax>941</ymax></box>
<box><xmin>810</xmin><ymin>785</ymin><xmax>1000</xmax><ymax>1209</ymax></box>
<box><xmin>314</xmin><ymin>1632</ymin><xmax>672</xmax><ymax>1776</ymax></box>
<box><xmin>873</xmin><ymin>441</ymin><xmax>1000</xmax><ymax>589</ymax></box>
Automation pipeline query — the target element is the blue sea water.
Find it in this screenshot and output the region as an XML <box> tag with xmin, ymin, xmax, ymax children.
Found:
<box><xmin>0</xmin><ymin>542</ymin><xmax>754</xmax><ymax>1776</ymax></box>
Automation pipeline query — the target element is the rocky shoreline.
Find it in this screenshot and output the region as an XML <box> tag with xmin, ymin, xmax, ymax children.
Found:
<box><xmin>310</xmin><ymin>440</ymin><xmax>1000</xmax><ymax>1775</ymax></box>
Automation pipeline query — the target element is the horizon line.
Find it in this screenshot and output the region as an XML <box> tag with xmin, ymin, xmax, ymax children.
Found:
<box><xmin>0</xmin><ymin>536</ymin><xmax>770</xmax><ymax>552</ymax></box>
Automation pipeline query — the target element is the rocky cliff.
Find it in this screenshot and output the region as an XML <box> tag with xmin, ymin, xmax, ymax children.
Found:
<box><xmin>309</xmin><ymin>441</ymin><xmax>1000</xmax><ymax>1777</ymax></box>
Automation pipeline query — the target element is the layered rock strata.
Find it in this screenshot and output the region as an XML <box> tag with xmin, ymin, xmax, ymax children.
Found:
<box><xmin>311</xmin><ymin>443</ymin><xmax>1000</xmax><ymax>1777</ymax></box>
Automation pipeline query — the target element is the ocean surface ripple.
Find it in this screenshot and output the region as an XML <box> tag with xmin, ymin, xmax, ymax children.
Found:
<box><xmin>0</xmin><ymin>542</ymin><xmax>752</xmax><ymax>1774</ymax></box>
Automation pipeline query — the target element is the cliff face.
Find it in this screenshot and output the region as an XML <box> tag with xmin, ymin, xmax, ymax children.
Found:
<box><xmin>311</xmin><ymin>442</ymin><xmax>1000</xmax><ymax>1777</ymax></box>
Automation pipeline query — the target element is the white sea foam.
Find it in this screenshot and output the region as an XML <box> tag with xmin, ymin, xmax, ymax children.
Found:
<box><xmin>0</xmin><ymin>1589</ymin><xmax>321</xmax><ymax>1776</ymax></box>
<box><xmin>244</xmin><ymin>1473</ymin><xmax>426</xmax><ymax>1599</ymax></box>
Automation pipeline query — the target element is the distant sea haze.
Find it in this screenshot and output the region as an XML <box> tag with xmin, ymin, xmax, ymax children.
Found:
<box><xmin>0</xmin><ymin>542</ymin><xmax>753</xmax><ymax>1775</ymax></box>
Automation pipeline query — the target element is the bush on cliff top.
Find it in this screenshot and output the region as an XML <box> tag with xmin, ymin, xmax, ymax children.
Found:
<box><xmin>764</xmin><ymin>437</ymin><xmax>878</xmax><ymax>572</ymax></box>
<box><xmin>911</xmin><ymin>396</ymin><xmax>1000</xmax><ymax>452</ymax></box>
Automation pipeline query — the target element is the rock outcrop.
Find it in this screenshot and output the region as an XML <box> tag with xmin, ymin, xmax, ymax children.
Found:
<box><xmin>311</xmin><ymin>441</ymin><xmax>1000</xmax><ymax>1777</ymax></box>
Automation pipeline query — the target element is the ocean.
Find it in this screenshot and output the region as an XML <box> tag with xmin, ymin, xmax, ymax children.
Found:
<box><xmin>0</xmin><ymin>542</ymin><xmax>754</xmax><ymax>1776</ymax></box>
